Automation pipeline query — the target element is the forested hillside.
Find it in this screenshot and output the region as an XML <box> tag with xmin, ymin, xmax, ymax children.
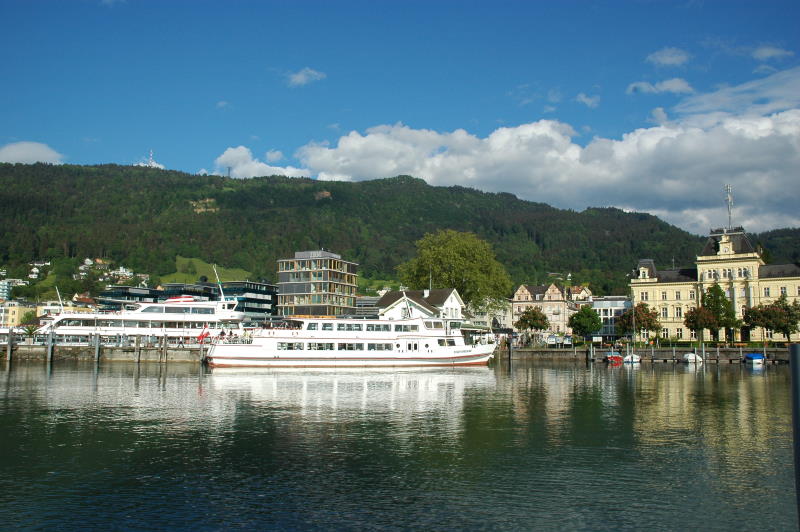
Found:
<box><xmin>1</xmin><ymin>163</ymin><xmax>796</xmax><ymax>295</ymax></box>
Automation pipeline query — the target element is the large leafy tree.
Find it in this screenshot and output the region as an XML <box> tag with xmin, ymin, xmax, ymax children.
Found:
<box><xmin>616</xmin><ymin>303</ymin><xmax>661</xmax><ymax>338</ymax></box>
<box><xmin>568</xmin><ymin>306</ymin><xmax>602</xmax><ymax>338</ymax></box>
<box><xmin>745</xmin><ymin>295</ymin><xmax>800</xmax><ymax>341</ymax></box>
<box><xmin>701</xmin><ymin>284</ymin><xmax>738</xmax><ymax>340</ymax></box>
<box><xmin>397</xmin><ymin>229</ymin><xmax>513</xmax><ymax>311</ymax></box>
<box><xmin>514</xmin><ymin>307</ymin><xmax>549</xmax><ymax>332</ymax></box>
<box><xmin>684</xmin><ymin>306</ymin><xmax>718</xmax><ymax>343</ymax></box>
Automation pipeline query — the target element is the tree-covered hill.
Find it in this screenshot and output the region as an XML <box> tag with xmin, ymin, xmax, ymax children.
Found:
<box><xmin>1</xmin><ymin>163</ymin><xmax>795</xmax><ymax>294</ymax></box>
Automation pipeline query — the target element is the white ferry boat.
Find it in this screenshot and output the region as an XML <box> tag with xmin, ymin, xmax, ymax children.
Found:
<box><xmin>205</xmin><ymin>316</ymin><xmax>496</xmax><ymax>368</ymax></box>
<box><xmin>24</xmin><ymin>296</ymin><xmax>246</xmax><ymax>346</ymax></box>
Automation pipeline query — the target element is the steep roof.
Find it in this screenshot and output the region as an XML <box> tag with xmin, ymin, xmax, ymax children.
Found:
<box><xmin>700</xmin><ymin>229</ymin><xmax>756</xmax><ymax>256</ymax></box>
<box><xmin>375</xmin><ymin>289</ymin><xmax>453</xmax><ymax>314</ymax></box>
<box><xmin>656</xmin><ymin>268</ymin><xmax>698</xmax><ymax>283</ymax></box>
<box><xmin>759</xmin><ymin>263</ymin><xmax>800</xmax><ymax>279</ymax></box>
<box><xmin>523</xmin><ymin>284</ymin><xmax>548</xmax><ymax>296</ymax></box>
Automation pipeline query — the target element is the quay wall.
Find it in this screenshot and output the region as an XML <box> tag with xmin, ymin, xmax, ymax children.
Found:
<box><xmin>507</xmin><ymin>346</ymin><xmax>790</xmax><ymax>363</ymax></box>
<box><xmin>4</xmin><ymin>344</ymin><xmax>791</xmax><ymax>365</ymax></box>
<box><xmin>5</xmin><ymin>344</ymin><xmax>204</xmax><ymax>363</ymax></box>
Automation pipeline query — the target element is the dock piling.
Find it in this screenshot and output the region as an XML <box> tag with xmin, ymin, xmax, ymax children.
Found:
<box><xmin>46</xmin><ymin>332</ymin><xmax>54</xmax><ymax>363</ymax></box>
<box><xmin>789</xmin><ymin>344</ymin><xmax>800</xmax><ymax>530</ymax></box>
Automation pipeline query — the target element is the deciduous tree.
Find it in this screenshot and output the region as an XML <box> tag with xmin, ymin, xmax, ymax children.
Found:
<box><xmin>684</xmin><ymin>306</ymin><xmax>717</xmax><ymax>343</ymax></box>
<box><xmin>514</xmin><ymin>306</ymin><xmax>549</xmax><ymax>333</ymax></box>
<box><xmin>701</xmin><ymin>284</ymin><xmax>738</xmax><ymax>340</ymax></box>
<box><xmin>616</xmin><ymin>303</ymin><xmax>662</xmax><ymax>338</ymax></box>
<box><xmin>398</xmin><ymin>229</ymin><xmax>513</xmax><ymax>311</ymax></box>
<box><xmin>568</xmin><ymin>306</ymin><xmax>602</xmax><ymax>339</ymax></box>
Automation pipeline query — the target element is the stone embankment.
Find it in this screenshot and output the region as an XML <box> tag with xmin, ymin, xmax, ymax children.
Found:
<box><xmin>4</xmin><ymin>343</ymin><xmax>205</xmax><ymax>363</ymax></box>
<box><xmin>506</xmin><ymin>346</ymin><xmax>789</xmax><ymax>363</ymax></box>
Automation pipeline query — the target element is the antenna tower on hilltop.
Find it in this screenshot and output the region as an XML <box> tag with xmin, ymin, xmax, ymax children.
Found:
<box><xmin>724</xmin><ymin>184</ymin><xmax>734</xmax><ymax>231</ymax></box>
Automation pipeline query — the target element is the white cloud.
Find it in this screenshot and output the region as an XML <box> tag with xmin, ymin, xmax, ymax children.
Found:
<box><xmin>265</xmin><ymin>149</ymin><xmax>283</xmax><ymax>162</ymax></box>
<box><xmin>627</xmin><ymin>78</ymin><xmax>694</xmax><ymax>95</ymax></box>
<box><xmin>0</xmin><ymin>141</ymin><xmax>63</xmax><ymax>164</ymax></box>
<box><xmin>675</xmin><ymin>66</ymin><xmax>800</xmax><ymax>118</ymax></box>
<box><xmin>214</xmin><ymin>146</ymin><xmax>308</xmax><ymax>178</ymax></box>
<box><xmin>287</xmin><ymin>67</ymin><xmax>326</xmax><ymax>87</ymax></box>
<box><xmin>216</xmin><ymin>100</ymin><xmax>230</xmax><ymax>109</ymax></box>
<box><xmin>753</xmin><ymin>64</ymin><xmax>778</xmax><ymax>75</ymax></box>
<box><xmin>575</xmin><ymin>93</ymin><xmax>600</xmax><ymax>108</ymax></box>
<box><xmin>752</xmin><ymin>45</ymin><xmax>794</xmax><ymax>61</ymax></box>
<box><xmin>209</xmin><ymin>68</ymin><xmax>800</xmax><ymax>233</ymax></box>
<box><xmin>648</xmin><ymin>107</ymin><xmax>669</xmax><ymax>125</ymax></box>
<box><xmin>646</xmin><ymin>47</ymin><xmax>690</xmax><ymax>66</ymax></box>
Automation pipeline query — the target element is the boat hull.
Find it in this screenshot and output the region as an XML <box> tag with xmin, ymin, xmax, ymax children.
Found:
<box><xmin>205</xmin><ymin>345</ymin><xmax>495</xmax><ymax>368</ymax></box>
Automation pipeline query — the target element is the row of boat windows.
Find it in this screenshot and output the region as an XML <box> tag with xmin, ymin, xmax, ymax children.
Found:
<box><xmin>306</xmin><ymin>323</ymin><xmax>421</xmax><ymax>332</ymax></box>
<box><xmin>140</xmin><ymin>306</ymin><xmax>216</xmax><ymax>314</ymax></box>
<box><xmin>278</xmin><ymin>342</ymin><xmax>395</xmax><ymax>351</ymax></box>
<box><xmin>56</xmin><ymin>320</ymin><xmax>230</xmax><ymax>328</ymax></box>
<box><xmin>277</xmin><ymin>340</ymin><xmax>456</xmax><ymax>351</ymax></box>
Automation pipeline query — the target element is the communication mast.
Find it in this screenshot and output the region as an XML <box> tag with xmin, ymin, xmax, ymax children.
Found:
<box><xmin>724</xmin><ymin>184</ymin><xmax>734</xmax><ymax>231</ymax></box>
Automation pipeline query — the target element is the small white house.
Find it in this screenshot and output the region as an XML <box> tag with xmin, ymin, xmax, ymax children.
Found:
<box><xmin>376</xmin><ymin>289</ymin><xmax>465</xmax><ymax>320</ymax></box>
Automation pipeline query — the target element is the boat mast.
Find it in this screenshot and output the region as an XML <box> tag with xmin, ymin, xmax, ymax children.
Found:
<box><xmin>55</xmin><ymin>286</ymin><xmax>64</xmax><ymax>313</ymax></box>
<box><xmin>213</xmin><ymin>265</ymin><xmax>226</xmax><ymax>302</ymax></box>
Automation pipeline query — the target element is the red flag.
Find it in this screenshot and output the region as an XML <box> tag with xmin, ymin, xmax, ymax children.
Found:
<box><xmin>198</xmin><ymin>325</ymin><xmax>210</xmax><ymax>343</ymax></box>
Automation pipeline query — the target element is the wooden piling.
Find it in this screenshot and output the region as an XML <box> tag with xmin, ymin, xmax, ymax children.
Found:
<box><xmin>6</xmin><ymin>331</ymin><xmax>13</xmax><ymax>362</ymax></box>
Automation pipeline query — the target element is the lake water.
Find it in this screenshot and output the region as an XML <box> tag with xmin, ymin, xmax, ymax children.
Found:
<box><xmin>0</xmin><ymin>359</ymin><xmax>795</xmax><ymax>531</ymax></box>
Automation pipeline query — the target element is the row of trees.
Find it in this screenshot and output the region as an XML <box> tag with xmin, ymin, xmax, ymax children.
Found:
<box><xmin>513</xmin><ymin>283</ymin><xmax>800</xmax><ymax>344</ymax></box>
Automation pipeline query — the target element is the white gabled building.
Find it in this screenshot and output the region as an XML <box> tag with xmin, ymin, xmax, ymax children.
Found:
<box><xmin>376</xmin><ymin>289</ymin><xmax>465</xmax><ymax>321</ymax></box>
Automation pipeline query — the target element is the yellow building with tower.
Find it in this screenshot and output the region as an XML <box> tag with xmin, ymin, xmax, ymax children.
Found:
<box><xmin>630</xmin><ymin>226</ymin><xmax>800</xmax><ymax>343</ymax></box>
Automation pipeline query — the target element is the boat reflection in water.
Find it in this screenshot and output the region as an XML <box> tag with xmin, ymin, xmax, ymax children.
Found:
<box><xmin>205</xmin><ymin>367</ymin><xmax>498</xmax><ymax>419</ymax></box>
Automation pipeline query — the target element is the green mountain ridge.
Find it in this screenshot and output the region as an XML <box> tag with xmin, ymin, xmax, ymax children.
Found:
<box><xmin>1</xmin><ymin>163</ymin><xmax>797</xmax><ymax>295</ymax></box>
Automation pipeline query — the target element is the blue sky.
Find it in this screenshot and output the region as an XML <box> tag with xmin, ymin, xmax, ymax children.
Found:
<box><xmin>2</xmin><ymin>0</ymin><xmax>799</xmax><ymax>234</ymax></box>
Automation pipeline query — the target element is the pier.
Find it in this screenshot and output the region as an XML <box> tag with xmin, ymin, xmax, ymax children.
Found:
<box><xmin>2</xmin><ymin>337</ymin><xmax>205</xmax><ymax>364</ymax></box>
<box><xmin>508</xmin><ymin>346</ymin><xmax>789</xmax><ymax>364</ymax></box>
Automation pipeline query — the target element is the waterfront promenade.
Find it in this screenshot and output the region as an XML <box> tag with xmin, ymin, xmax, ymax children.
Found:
<box><xmin>3</xmin><ymin>342</ymin><xmax>791</xmax><ymax>364</ymax></box>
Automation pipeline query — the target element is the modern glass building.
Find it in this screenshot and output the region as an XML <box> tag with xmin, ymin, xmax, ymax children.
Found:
<box><xmin>100</xmin><ymin>281</ymin><xmax>277</xmax><ymax>321</ymax></box>
<box><xmin>277</xmin><ymin>250</ymin><xmax>358</xmax><ymax>316</ymax></box>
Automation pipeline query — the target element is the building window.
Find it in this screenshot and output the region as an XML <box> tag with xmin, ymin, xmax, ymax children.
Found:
<box><xmin>676</xmin><ymin>328</ymin><xmax>683</xmax><ymax>339</ymax></box>
<box><xmin>640</xmin><ymin>292</ymin><xmax>649</xmax><ymax>301</ymax></box>
<box><xmin>675</xmin><ymin>307</ymin><xmax>682</xmax><ymax>318</ymax></box>
<box><xmin>689</xmin><ymin>290</ymin><xmax>696</xmax><ymax>300</ymax></box>
<box><xmin>661</xmin><ymin>307</ymin><xmax>668</xmax><ymax>318</ymax></box>
<box><xmin>780</xmin><ymin>286</ymin><xmax>787</xmax><ymax>296</ymax></box>
<box><xmin>690</xmin><ymin>330</ymin><xmax>697</xmax><ymax>340</ymax></box>
<box><xmin>675</xmin><ymin>291</ymin><xmax>681</xmax><ymax>300</ymax></box>
<box><xmin>661</xmin><ymin>329</ymin><xmax>669</xmax><ymax>339</ymax></box>
<box><xmin>661</xmin><ymin>291</ymin><xmax>667</xmax><ymax>300</ymax></box>
<box><xmin>765</xmin><ymin>329</ymin><xmax>774</xmax><ymax>340</ymax></box>
<box><xmin>764</xmin><ymin>287</ymin><xmax>770</xmax><ymax>298</ymax></box>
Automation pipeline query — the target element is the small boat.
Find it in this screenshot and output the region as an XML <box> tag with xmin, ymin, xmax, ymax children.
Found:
<box><xmin>682</xmin><ymin>352</ymin><xmax>703</xmax><ymax>365</ymax></box>
<box><xmin>623</xmin><ymin>353</ymin><xmax>641</xmax><ymax>364</ymax></box>
<box><xmin>744</xmin><ymin>353</ymin><xmax>766</xmax><ymax>366</ymax></box>
<box><xmin>604</xmin><ymin>351</ymin><xmax>623</xmax><ymax>364</ymax></box>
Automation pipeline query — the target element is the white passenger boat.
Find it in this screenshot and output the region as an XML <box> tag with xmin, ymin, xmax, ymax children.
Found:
<box><xmin>25</xmin><ymin>296</ymin><xmax>246</xmax><ymax>345</ymax></box>
<box><xmin>204</xmin><ymin>316</ymin><xmax>496</xmax><ymax>368</ymax></box>
<box><xmin>623</xmin><ymin>353</ymin><xmax>641</xmax><ymax>364</ymax></box>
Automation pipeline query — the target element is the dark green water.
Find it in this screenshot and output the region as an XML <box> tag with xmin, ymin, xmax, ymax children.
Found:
<box><xmin>0</xmin><ymin>360</ymin><xmax>795</xmax><ymax>531</ymax></box>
